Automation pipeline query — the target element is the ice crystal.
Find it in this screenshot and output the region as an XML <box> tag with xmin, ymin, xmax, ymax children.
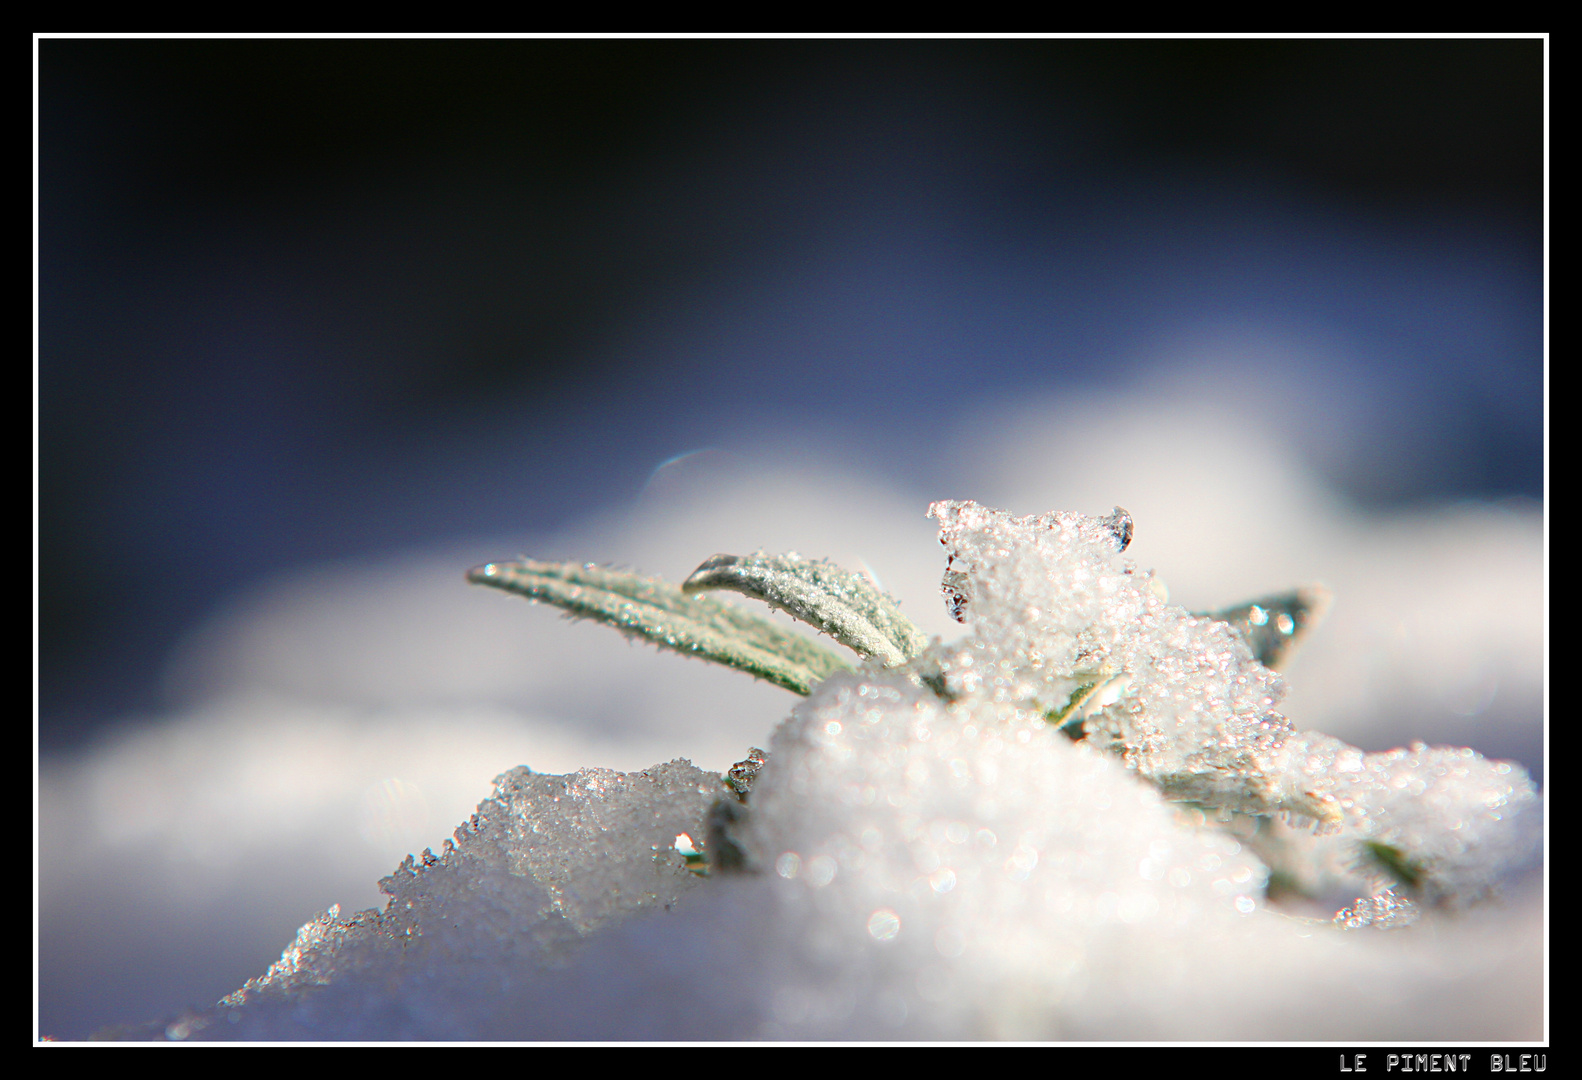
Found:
<box><xmin>194</xmin><ymin>761</ymin><xmax>728</xmax><ymax>1039</ymax></box>
<box><xmin>1334</xmin><ymin>887</ymin><xmax>1422</xmax><ymax>930</ymax></box>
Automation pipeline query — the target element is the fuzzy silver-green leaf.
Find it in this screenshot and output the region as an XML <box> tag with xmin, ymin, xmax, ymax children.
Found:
<box><xmin>682</xmin><ymin>551</ymin><xmax>930</xmax><ymax>667</ymax></box>
<box><xmin>467</xmin><ymin>560</ymin><xmax>853</xmax><ymax>695</ymax></box>
<box><xmin>1197</xmin><ymin>585</ymin><xmax>1332</xmax><ymax>671</ymax></box>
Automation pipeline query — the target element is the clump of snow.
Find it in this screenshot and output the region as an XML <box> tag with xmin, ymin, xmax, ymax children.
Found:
<box><xmin>926</xmin><ymin>500</ymin><xmax>1290</xmax><ymax>796</ymax></box>
<box><xmin>740</xmin><ymin>671</ymin><xmax>1274</xmax><ymax>1037</ymax></box>
<box><xmin>132</xmin><ymin>667</ymin><xmax>1540</xmax><ymax>1041</ymax></box>
<box><xmin>197</xmin><ymin>673</ymin><xmax>1270</xmax><ymax>1040</ymax></box>
<box><xmin>145</xmin><ymin>761</ymin><xmax>725</xmax><ymax>1040</ymax></box>
<box><xmin>1334</xmin><ymin>887</ymin><xmax>1421</xmax><ymax>931</ymax></box>
<box><xmin>1273</xmin><ymin>734</ymin><xmax>1540</xmax><ymax>906</ymax></box>
<box><xmin>923</xmin><ymin>501</ymin><xmax>1540</xmax><ymax>907</ymax></box>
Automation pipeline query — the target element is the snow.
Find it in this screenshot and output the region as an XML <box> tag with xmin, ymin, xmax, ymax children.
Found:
<box><xmin>103</xmin><ymin>671</ymin><xmax>1541</xmax><ymax>1040</ymax></box>
<box><xmin>921</xmin><ymin>501</ymin><xmax>1540</xmax><ymax>907</ymax></box>
<box><xmin>87</xmin><ymin>498</ymin><xmax>1542</xmax><ymax>1041</ymax></box>
<box><xmin>40</xmin><ymin>393</ymin><xmax>1544</xmax><ymax>1042</ymax></box>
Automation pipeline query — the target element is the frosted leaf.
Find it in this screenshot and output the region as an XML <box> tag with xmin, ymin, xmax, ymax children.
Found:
<box><xmin>683</xmin><ymin>550</ymin><xmax>929</xmax><ymax>666</ymax></box>
<box><xmin>467</xmin><ymin>559</ymin><xmax>853</xmax><ymax>695</ymax></box>
<box><xmin>1195</xmin><ymin>586</ymin><xmax>1332</xmax><ymax>671</ymax></box>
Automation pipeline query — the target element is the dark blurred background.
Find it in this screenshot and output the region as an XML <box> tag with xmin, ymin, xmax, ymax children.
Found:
<box><xmin>38</xmin><ymin>38</ymin><xmax>1544</xmax><ymax>751</ymax></box>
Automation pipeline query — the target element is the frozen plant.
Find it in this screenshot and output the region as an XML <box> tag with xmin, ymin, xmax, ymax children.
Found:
<box><xmin>471</xmin><ymin>500</ymin><xmax>1538</xmax><ymax>916</ymax></box>
<box><xmin>125</xmin><ymin>500</ymin><xmax>1540</xmax><ymax>1040</ymax></box>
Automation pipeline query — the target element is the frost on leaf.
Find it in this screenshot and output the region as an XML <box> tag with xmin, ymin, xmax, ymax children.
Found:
<box><xmin>683</xmin><ymin>550</ymin><xmax>929</xmax><ymax>666</ymax></box>
<box><xmin>467</xmin><ymin>559</ymin><xmax>852</xmax><ymax>695</ymax></box>
<box><xmin>1197</xmin><ymin>586</ymin><xmax>1331</xmax><ymax>671</ymax></box>
<box><xmin>922</xmin><ymin>500</ymin><xmax>1539</xmax><ymax>908</ymax></box>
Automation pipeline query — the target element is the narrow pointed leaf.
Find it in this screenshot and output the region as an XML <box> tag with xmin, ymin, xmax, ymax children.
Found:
<box><xmin>682</xmin><ymin>552</ymin><xmax>930</xmax><ymax>666</ymax></box>
<box><xmin>1045</xmin><ymin>671</ymin><xmax>1137</xmax><ymax>736</ymax></box>
<box><xmin>468</xmin><ymin>560</ymin><xmax>853</xmax><ymax>695</ymax></box>
<box><xmin>1363</xmin><ymin>841</ymin><xmax>1426</xmax><ymax>891</ymax></box>
<box><xmin>1197</xmin><ymin>585</ymin><xmax>1332</xmax><ymax>670</ymax></box>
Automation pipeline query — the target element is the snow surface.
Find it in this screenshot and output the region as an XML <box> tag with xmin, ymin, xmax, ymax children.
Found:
<box><xmin>108</xmin><ymin>663</ymin><xmax>1542</xmax><ymax>1041</ymax></box>
<box><xmin>39</xmin><ymin>391</ymin><xmax>1545</xmax><ymax>1042</ymax></box>
<box><xmin>95</xmin><ymin>500</ymin><xmax>1542</xmax><ymax>1041</ymax></box>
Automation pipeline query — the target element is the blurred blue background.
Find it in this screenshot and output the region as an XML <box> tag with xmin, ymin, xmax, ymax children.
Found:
<box><xmin>39</xmin><ymin>38</ymin><xmax>1543</xmax><ymax>752</ymax></box>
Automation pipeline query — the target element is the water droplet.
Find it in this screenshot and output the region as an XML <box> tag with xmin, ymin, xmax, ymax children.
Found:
<box><xmin>867</xmin><ymin>908</ymin><xmax>901</xmax><ymax>941</ymax></box>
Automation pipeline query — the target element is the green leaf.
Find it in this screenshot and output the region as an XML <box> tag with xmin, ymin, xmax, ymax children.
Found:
<box><xmin>1362</xmin><ymin>841</ymin><xmax>1426</xmax><ymax>891</ymax></box>
<box><xmin>467</xmin><ymin>560</ymin><xmax>853</xmax><ymax>696</ymax></box>
<box><xmin>682</xmin><ymin>552</ymin><xmax>930</xmax><ymax>667</ymax></box>
<box><xmin>1045</xmin><ymin>677</ymin><xmax>1102</xmax><ymax>737</ymax></box>
<box><xmin>1197</xmin><ymin>586</ymin><xmax>1332</xmax><ymax>670</ymax></box>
